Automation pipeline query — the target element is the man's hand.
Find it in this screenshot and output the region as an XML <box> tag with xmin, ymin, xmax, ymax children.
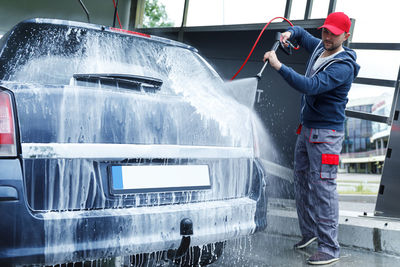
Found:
<box><xmin>263</xmin><ymin>31</ymin><xmax>292</xmax><ymax>71</ymax></box>
<box><xmin>263</xmin><ymin>51</ymin><xmax>282</xmax><ymax>71</ymax></box>
<box><xmin>280</xmin><ymin>31</ymin><xmax>292</xmax><ymax>47</ymax></box>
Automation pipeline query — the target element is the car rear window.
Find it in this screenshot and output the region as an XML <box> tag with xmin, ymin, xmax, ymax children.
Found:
<box><xmin>0</xmin><ymin>22</ymin><xmax>223</xmax><ymax>94</ymax></box>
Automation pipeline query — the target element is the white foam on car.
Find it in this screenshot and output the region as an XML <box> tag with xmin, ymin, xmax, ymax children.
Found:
<box><xmin>4</xmin><ymin>25</ymin><xmax>285</xmax><ymax>263</ymax></box>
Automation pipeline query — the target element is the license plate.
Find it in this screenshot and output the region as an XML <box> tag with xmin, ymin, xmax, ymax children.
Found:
<box><xmin>111</xmin><ymin>165</ymin><xmax>211</xmax><ymax>194</ymax></box>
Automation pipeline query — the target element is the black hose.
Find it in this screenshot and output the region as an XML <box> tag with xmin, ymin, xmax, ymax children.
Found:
<box><xmin>78</xmin><ymin>0</ymin><xmax>90</xmax><ymax>23</ymax></box>
<box><xmin>113</xmin><ymin>0</ymin><xmax>119</xmax><ymax>28</ymax></box>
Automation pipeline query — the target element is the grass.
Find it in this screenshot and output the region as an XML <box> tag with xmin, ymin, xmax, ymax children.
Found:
<box><xmin>336</xmin><ymin>180</ymin><xmax>380</xmax><ymax>184</ymax></box>
<box><xmin>338</xmin><ymin>183</ymin><xmax>378</xmax><ymax>195</ymax></box>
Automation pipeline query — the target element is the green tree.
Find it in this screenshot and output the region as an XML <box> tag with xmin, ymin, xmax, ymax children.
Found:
<box><xmin>143</xmin><ymin>0</ymin><xmax>174</xmax><ymax>28</ymax></box>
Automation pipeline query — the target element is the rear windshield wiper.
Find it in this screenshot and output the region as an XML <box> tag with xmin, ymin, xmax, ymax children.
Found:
<box><xmin>72</xmin><ymin>73</ymin><xmax>163</xmax><ymax>92</ymax></box>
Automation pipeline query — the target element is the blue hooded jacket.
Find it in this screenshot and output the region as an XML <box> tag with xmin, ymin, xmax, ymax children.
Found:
<box><xmin>278</xmin><ymin>26</ymin><xmax>360</xmax><ymax>131</ymax></box>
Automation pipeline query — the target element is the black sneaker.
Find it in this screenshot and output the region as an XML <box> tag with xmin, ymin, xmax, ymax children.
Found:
<box><xmin>307</xmin><ymin>251</ymin><xmax>339</xmax><ymax>265</ymax></box>
<box><xmin>293</xmin><ymin>236</ymin><xmax>317</xmax><ymax>249</ymax></box>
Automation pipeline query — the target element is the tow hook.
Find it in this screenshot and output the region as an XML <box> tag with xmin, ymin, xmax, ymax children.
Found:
<box><xmin>167</xmin><ymin>218</ymin><xmax>193</xmax><ymax>260</ymax></box>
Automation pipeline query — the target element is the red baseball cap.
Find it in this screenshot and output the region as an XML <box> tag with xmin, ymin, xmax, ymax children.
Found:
<box><xmin>318</xmin><ymin>12</ymin><xmax>351</xmax><ymax>35</ymax></box>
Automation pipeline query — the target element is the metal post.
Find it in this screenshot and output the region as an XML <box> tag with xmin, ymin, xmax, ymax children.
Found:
<box><xmin>128</xmin><ymin>0</ymin><xmax>146</xmax><ymax>29</ymax></box>
<box><xmin>284</xmin><ymin>0</ymin><xmax>293</xmax><ymax>19</ymax></box>
<box><xmin>387</xmin><ymin>66</ymin><xmax>400</xmax><ymax>125</ymax></box>
<box><xmin>304</xmin><ymin>0</ymin><xmax>313</xmax><ymax>20</ymax></box>
<box><xmin>178</xmin><ymin>0</ymin><xmax>190</xmax><ymax>42</ymax></box>
<box><xmin>328</xmin><ymin>0</ymin><xmax>337</xmax><ymax>15</ymax></box>
<box><xmin>181</xmin><ymin>0</ymin><xmax>190</xmax><ymax>28</ymax></box>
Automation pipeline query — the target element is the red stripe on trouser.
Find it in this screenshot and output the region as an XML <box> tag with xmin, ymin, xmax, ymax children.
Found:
<box><xmin>321</xmin><ymin>154</ymin><xmax>339</xmax><ymax>165</ymax></box>
<box><xmin>296</xmin><ymin>124</ymin><xmax>303</xmax><ymax>135</ymax></box>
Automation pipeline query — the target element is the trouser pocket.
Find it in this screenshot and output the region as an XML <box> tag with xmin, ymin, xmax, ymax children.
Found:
<box><xmin>309</xmin><ymin>128</ymin><xmax>338</xmax><ymax>143</ymax></box>
<box><xmin>321</xmin><ymin>153</ymin><xmax>339</xmax><ymax>179</ymax></box>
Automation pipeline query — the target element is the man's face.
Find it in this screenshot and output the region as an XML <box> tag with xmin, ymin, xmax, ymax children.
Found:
<box><xmin>321</xmin><ymin>28</ymin><xmax>350</xmax><ymax>51</ymax></box>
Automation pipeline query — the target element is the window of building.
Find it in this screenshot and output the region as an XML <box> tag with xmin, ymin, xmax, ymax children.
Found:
<box><xmin>310</xmin><ymin>0</ymin><xmax>330</xmax><ymax>19</ymax></box>
<box><xmin>336</xmin><ymin>0</ymin><xmax>400</xmax><ymax>43</ymax></box>
<box><xmin>355</xmin><ymin>50</ymin><xmax>400</xmax><ymax>81</ymax></box>
<box><xmin>186</xmin><ymin>0</ymin><xmax>287</xmax><ymax>26</ymax></box>
<box><xmin>289</xmin><ymin>0</ymin><xmax>308</xmax><ymax>20</ymax></box>
<box><xmin>155</xmin><ymin>0</ymin><xmax>185</xmax><ymax>27</ymax></box>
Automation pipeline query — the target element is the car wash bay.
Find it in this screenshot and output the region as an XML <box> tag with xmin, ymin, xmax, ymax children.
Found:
<box><xmin>2</xmin><ymin>0</ymin><xmax>400</xmax><ymax>265</ymax></box>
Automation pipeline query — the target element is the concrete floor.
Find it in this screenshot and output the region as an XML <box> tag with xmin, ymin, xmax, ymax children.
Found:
<box><xmin>212</xmin><ymin>232</ymin><xmax>400</xmax><ymax>267</ymax></box>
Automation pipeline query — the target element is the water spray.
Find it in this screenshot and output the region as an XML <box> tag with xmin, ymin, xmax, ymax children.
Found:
<box><xmin>227</xmin><ymin>17</ymin><xmax>299</xmax><ymax>184</ymax></box>
<box><xmin>224</xmin><ymin>21</ymin><xmax>298</xmax><ymax>109</ymax></box>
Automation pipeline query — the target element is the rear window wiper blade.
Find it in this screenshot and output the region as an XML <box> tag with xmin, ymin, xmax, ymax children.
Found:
<box><xmin>72</xmin><ymin>73</ymin><xmax>163</xmax><ymax>92</ymax></box>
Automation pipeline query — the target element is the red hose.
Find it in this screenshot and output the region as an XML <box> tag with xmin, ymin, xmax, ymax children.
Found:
<box><xmin>230</xmin><ymin>17</ymin><xmax>298</xmax><ymax>80</ymax></box>
<box><xmin>112</xmin><ymin>0</ymin><xmax>123</xmax><ymax>29</ymax></box>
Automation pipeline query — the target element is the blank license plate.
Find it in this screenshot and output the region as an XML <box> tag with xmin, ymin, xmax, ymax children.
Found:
<box><xmin>111</xmin><ymin>165</ymin><xmax>211</xmax><ymax>194</ymax></box>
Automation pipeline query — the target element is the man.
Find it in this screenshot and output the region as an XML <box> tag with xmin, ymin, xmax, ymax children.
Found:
<box><xmin>263</xmin><ymin>12</ymin><xmax>360</xmax><ymax>265</ymax></box>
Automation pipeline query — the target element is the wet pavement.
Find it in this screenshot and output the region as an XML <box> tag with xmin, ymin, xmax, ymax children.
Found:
<box><xmin>211</xmin><ymin>232</ymin><xmax>400</xmax><ymax>267</ymax></box>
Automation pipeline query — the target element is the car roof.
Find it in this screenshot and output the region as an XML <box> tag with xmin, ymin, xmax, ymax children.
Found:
<box><xmin>8</xmin><ymin>18</ymin><xmax>198</xmax><ymax>53</ymax></box>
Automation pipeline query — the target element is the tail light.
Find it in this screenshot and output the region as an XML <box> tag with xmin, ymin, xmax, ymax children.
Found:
<box><xmin>0</xmin><ymin>90</ymin><xmax>17</xmax><ymax>157</ymax></box>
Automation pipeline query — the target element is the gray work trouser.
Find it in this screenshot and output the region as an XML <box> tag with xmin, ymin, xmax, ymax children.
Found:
<box><xmin>294</xmin><ymin>125</ymin><xmax>344</xmax><ymax>258</ymax></box>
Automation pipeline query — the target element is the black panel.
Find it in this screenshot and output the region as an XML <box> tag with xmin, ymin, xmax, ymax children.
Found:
<box><xmin>374</xmin><ymin>69</ymin><xmax>400</xmax><ymax>218</ymax></box>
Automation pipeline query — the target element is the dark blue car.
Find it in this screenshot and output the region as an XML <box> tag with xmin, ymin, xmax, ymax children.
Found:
<box><xmin>0</xmin><ymin>18</ymin><xmax>267</xmax><ymax>266</ymax></box>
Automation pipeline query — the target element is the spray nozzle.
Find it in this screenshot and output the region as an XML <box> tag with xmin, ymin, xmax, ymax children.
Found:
<box><xmin>274</xmin><ymin>32</ymin><xmax>293</xmax><ymax>56</ymax></box>
<box><xmin>256</xmin><ymin>32</ymin><xmax>294</xmax><ymax>80</ymax></box>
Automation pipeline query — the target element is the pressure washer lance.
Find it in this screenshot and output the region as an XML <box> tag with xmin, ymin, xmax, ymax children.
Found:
<box><xmin>256</xmin><ymin>32</ymin><xmax>295</xmax><ymax>80</ymax></box>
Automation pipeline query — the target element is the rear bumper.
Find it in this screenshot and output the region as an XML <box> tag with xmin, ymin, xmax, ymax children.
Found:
<box><xmin>2</xmin><ymin>195</ymin><xmax>259</xmax><ymax>265</ymax></box>
<box><xmin>41</xmin><ymin>198</ymin><xmax>257</xmax><ymax>264</ymax></box>
<box><xmin>0</xmin><ymin>156</ymin><xmax>267</xmax><ymax>265</ymax></box>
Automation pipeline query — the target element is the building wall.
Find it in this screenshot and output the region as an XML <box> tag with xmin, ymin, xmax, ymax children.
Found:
<box><xmin>341</xmin><ymin>93</ymin><xmax>392</xmax><ymax>174</ymax></box>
